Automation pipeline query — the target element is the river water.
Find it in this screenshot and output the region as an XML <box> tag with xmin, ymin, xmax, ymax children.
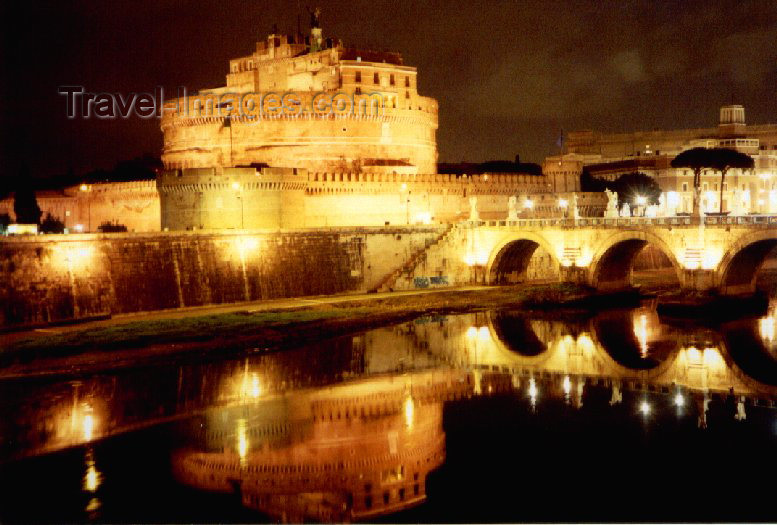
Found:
<box><xmin>2</xmin><ymin>302</ymin><xmax>777</xmax><ymax>523</ymax></box>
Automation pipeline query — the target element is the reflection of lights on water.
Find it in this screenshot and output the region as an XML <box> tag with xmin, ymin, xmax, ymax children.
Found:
<box><xmin>237</xmin><ymin>418</ymin><xmax>248</xmax><ymax>466</ymax></box>
<box><xmin>83</xmin><ymin>413</ymin><xmax>94</xmax><ymax>442</ymax></box>
<box><xmin>674</xmin><ymin>393</ymin><xmax>685</xmax><ymax>407</ymax></box>
<box><xmin>250</xmin><ymin>374</ymin><xmax>261</xmax><ymax>398</ymax></box>
<box><xmin>528</xmin><ymin>378</ymin><xmax>538</xmax><ymax>409</ymax></box>
<box><xmin>85</xmin><ymin>462</ymin><xmax>99</xmax><ymax>492</ymax></box>
<box><xmin>404</xmin><ymin>395</ymin><xmax>415</xmax><ymax>429</ymax></box>
<box><xmin>639</xmin><ymin>401</ymin><xmax>651</xmax><ymax>415</ymax></box>
<box><xmin>576</xmin><ymin>334</ymin><xmax>595</xmax><ymax>356</ymax></box>
<box><xmin>83</xmin><ymin>448</ymin><xmax>101</xmax><ymax>493</ymax></box>
<box><xmin>760</xmin><ymin>315</ymin><xmax>775</xmax><ymax>343</ymax></box>
<box><xmin>635</xmin><ymin>314</ymin><xmax>648</xmax><ymax>358</ymax></box>
<box><xmin>563</xmin><ymin>376</ymin><xmax>571</xmax><ymax>395</ymax></box>
<box><xmin>702</xmin><ymin>347</ymin><xmax>723</xmax><ymax>367</ymax></box>
<box><xmin>239</xmin><ymin>371</ymin><xmax>262</xmax><ymax>399</ymax></box>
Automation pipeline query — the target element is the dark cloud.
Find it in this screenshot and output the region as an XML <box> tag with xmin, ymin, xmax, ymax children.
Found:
<box><xmin>2</xmin><ymin>0</ymin><xmax>776</xmax><ymax>180</ymax></box>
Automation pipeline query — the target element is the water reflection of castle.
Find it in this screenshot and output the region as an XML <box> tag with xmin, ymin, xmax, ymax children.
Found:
<box><xmin>4</xmin><ymin>304</ymin><xmax>777</xmax><ymax>464</ymax></box>
<box><xmin>173</xmin><ymin>371</ymin><xmax>469</xmax><ymax>522</ymax></box>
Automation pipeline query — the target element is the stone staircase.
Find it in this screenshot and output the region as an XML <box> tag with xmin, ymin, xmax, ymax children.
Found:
<box><xmin>372</xmin><ymin>223</ymin><xmax>456</xmax><ymax>293</ymax></box>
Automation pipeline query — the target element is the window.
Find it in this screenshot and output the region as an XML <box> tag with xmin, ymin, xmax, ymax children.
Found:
<box><xmin>399</xmin><ymin>488</ymin><xmax>405</xmax><ymax>501</ymax></box>
<box><xmin>390</xmin><ymin>74</ymin><xmax>395</xmax><ymax>86</ymax></box>
<box><xmin>355</xmin><ymin>71</ymin><xmax>361</xmax><ymax>83</ymax></box>
<box><xmin>682</xmin><ymin>183</ymin><xmax>688</xmax><ymax>192</ymax></box>
<box><xmin>405</xmin><ymin>76</ymin><xmax>410</xmax><ymax>87</ymax></box>
<box><xmin>364</xmin><ymin>496</ymin><xmax>372</xmax><ymax>509</ymax></box>
<box><xmin>703</xmin><ymin>183</ymin><xmax>708</xmax><ymax>191</ymax></box>
<box><xmin>713</xmin><ymin>183</ymin><xmax>718</xmax><ymax>191</ymax></box>
<box><xmin>383</xmin><ymin>492</ymin><xmax>390</xmax><ymax>504</ymax></box>
<box><xmin>405</xmin><ymin>91</ymin><xmax>410</xmax><ymax>99</ymax></box>
<box><xmin>355</xmin><ymin>87</ymin><xmax>361</xmax><ymax>95</ymax></box>
<box><xmin>374</xmin><ymin>72</ymin><xmax>379</xmax><ymax>84</ymax></box>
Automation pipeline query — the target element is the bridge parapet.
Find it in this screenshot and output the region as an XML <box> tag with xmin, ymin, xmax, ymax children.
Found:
<box><xmin>468</xmin><ymin>214</ymin><xmax>777</xmax><ymax>230</ymax></box>
<box><xmin>391</xmin><ymin>216</ymin><xmax>777</xmax><ymax>296</ymax></box>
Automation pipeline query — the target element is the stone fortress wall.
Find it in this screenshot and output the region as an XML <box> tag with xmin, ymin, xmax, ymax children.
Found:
<box><xmin>0</xmin><ymin>228</ymin><xmax>445</xmax><ymax>328</ymax></box>
<box><xmin>0</xmin><ymin>169</ymin><xmax>600</xmax><ymax>232</ymax></box>
<box><xmin>156</xmin><ymin>167</ymin><xmax>582</xmax><ymax>230</ymax></box>
<box><xmin>0</xmin><ymin>180</ymin><xmax>160</xmax><ymax>233</ymax></box>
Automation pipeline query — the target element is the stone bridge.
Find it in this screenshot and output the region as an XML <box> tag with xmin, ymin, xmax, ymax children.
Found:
<box><xmin>398</xmin><ymin>215</ymin><xmax>777</xmax><ymax>295</ymax></box>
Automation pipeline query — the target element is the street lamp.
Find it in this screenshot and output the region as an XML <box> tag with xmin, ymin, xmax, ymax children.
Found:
<box><xmin>79</xmin><ymin>184</ymin><xmax>91</xmax><ymax>231</ymax></box>
<box><xmin>635</xmin><ymin>195</ymin><xmax>647</xmax><ymax>217</ymax></box>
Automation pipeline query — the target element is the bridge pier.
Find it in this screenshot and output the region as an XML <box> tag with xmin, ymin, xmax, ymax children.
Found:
<box><xmin>559</xmin><ymin>266</ymin><xmax>588</xmax><ymax>287</ymax></box>
<box><xmin>680</xmin><ymin>269</ymin><xmax>717</xmax><ymax>293</ymax></box>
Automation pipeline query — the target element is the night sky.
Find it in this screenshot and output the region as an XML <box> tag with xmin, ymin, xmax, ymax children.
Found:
<box><xmin>2</xmin><ymin>0</ymin><xmax>776</xmax><ymax>182</ymax></box>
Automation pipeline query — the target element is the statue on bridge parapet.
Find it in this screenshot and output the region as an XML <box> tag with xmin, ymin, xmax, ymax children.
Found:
<box><xmin>620</xmin><ymin>202</ymin><xmax>631</xmax><ymax>217</ymax></box>
<box><xmin>507</xmin><ymin>195</ymin><xmax>518</xmax><ymax>220</ymax></box>
<box><xmin>468</xmin><ymin>196</ymin><xmax>479</xmax><ymax>221</ymax></box>
<box><xmin>604</xmin><ymin>189</ymin><xmax>619</xmax><ymax>218</ymax></box>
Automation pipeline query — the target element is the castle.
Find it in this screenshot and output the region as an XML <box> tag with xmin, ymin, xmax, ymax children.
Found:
<box><xmin>2</xmin><ymin>15</ymin><xmax>591</xmax><ymax>232</ymax></box>
<box><xmin>160</xmin><ymin>18</ymin><xmax>439</xmax><ymax>174</ymax></box>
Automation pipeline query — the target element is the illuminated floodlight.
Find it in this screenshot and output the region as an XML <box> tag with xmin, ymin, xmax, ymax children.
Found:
<box><xmin>674</xmin><ymin>393</ymin><xmax>685</xmax><ymax>407</ymax></box>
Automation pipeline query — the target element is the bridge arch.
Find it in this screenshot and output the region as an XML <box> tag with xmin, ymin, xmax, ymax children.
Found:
<box><xmin>716</xmin><ymin>230</ymin><xmax>777</xmax><ymax>295</ymax></box>
<box><xmin>588</xmin><ymin>230</ymin><xmax>682</xmax><ymax>291</ymax></box>
<box><xmin>486</xmin><ymin>232</ymin><xmax>560</xmax><ymax>285</ymax></box>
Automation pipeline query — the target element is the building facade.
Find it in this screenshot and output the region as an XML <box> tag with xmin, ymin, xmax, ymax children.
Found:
<box><xmin>546</xmin><ymin>105</ymin><xmax>777</xmax><ymax>214</ymax></box>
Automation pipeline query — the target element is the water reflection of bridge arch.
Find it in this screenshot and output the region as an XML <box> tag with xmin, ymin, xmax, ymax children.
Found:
<box><xmin>589</xmin><ymin>230</ymin><xmax>682</xmax><ymax>291</ymax></box>
<box><xmin>483</xmin><ymin>311</ymin><xmax>636</xmax><ymax>379</ymax></box>
<box><xmin>481</xmin><ymin>307</ymin><xmax>777</xmax><ymax>399</ymax></box>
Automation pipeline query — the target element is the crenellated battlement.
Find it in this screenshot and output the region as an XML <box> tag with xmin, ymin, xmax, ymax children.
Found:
<box><xmin>155</xmin><ymin>166</ymin><xmax>558</xmax><ymax>230</ymax></box>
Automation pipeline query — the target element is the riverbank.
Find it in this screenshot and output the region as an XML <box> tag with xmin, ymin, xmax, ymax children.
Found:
<box><xmin>2</xmin><ymin>275</ymin><xmax>774</xmax><ymax>379</ymax></box>
<box><xmin>0</xmin><ymin>284</ymin><xmax>595</xmax><ymax>379</ymax></box>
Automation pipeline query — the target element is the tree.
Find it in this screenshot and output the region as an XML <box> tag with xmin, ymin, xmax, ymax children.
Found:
<box><xmin>580</xmin><ymin>169</ymin><xmax>608</xmax><ymax>192</ymax></box>
<box><xmin>13</xmin><ymin>167</ymin><xmax>42</xmax><ymax>225</ymax></box>
<box><xmin>97</xmin><ymin>221</ymin><xmax>127</xmax><ymax>233</ymax></box>
<box><xmin>0</xmin><ymin>213</ymin><xmax>10</xmax><ymax>233</ymax></box>
<box><xmin>671</xmin><ymin>147</ymin><xmax>755</xmax><ymax>215</ymax></box>
<box><xmin>580</xmin><ymin>170</ymin><xmax>660</xmax><ymax>207</ymax></box>
<box><xmin>707</xmin><ymin>148</ymin><xmax>754</xmax><ymax>214</ymax></box>
<box><xmin>39</xmin><ymin>213</ymin><xmax>65</xmax><ymax>233</ymax></box>
<box><xmin>610</xmin><ymin>172</ymin><xmax>661</xmax><ymax>207</ymax></box>
<box><xmin>671</xmin><ymin>147</ymin><xmax>711</xmax><ymax>217</ymax></box>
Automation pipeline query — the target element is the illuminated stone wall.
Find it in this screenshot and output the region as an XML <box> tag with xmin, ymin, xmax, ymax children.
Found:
<box><xmin>0</xmin><ymin>181</ymin><xmax>160</xmax><ymax>233</ymax></box>
<box><xmin>157</xmin><ymin>168</ymin><xmax>555</xmax><ymax>230</ymax></box>
<box><xmin>0</xmin><ymin>227</ymin><xmax>443</xmax><ymax>328</ymax></box>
